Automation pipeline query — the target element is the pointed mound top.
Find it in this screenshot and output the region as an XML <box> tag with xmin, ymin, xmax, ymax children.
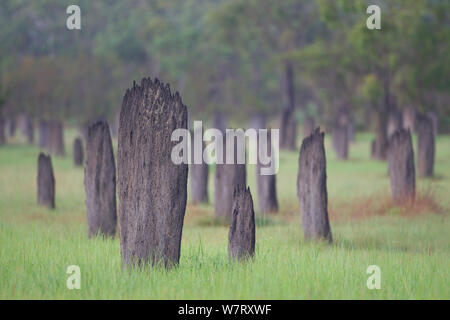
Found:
<box><xmin>300</xmin><ymin>127</ymin><xmax>324</xmax><ymax>151</ymax></box>
<box><xmin>38</xmin><ymin>152</ymin><xmax>51</xmax><ymax>161</ymax></box>
<box><xmin>123</xmin><ymin>77</ymin><xmax>184</xmax><ymax>109</ymax></box>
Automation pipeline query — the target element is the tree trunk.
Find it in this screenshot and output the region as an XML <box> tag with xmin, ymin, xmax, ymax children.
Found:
<box><xmin>302</xmin><ymin>116</ymin><xmax>315</xmax><ymax>139</ymax></box>
<box><xmin>332</xmin><ymin>124</ymin><xmax>348</xmax><ymax>160</ymax></box>
<box><xmin>387</xmin><ymin>129</ymin><xmax>415</xmax><ymax>205</ymax></box>
<box><xmin>228</xmin><ymin>186</ymin><xmax>255</xmax><ymax>261</ymax></box>
<box><xmin>22</xmin><ymin>115</ymin><xmax>34</xmax><ymax>144</ymax></box>
<box><xmin>37</xmin><ymin>153</ymin><xmax>55</xmax><ymax>209</ymax></box>
<box><xmin>38</xmin><ymin>120</ymin><xmax>49</xmax><ymax>149</ymax></box>
<box><xmin>85</xmin><ymin>121</ymin><xmax>117</xmax><ymax>238</ymax></box>
<box><xmin>214</xmin><ymin>135</ymin><xmax>246</xmax><ymax>222</ymax></box>
<box><xmin>212</xmin><ymin>111</ymin><xmax>227</xmax><ymax>134</ymax></box>
<box><xmin>370</xmin><ymin>139</ymin><xmax>376</xmax><ymax>159</ymax></box>
<box><xmin>373</xmin><ymin>109</ymin><xmax>388</xmax><ymax>160</ymax></box>
<box><xmin>387</xmin><ymin>110</ymin><xmax>402</xmax><ymax>139</ymax></box>
<box><xmin>249</xmin><ymin>113</ymin><xmax>266</xmax><ymax>131</ymax></box>
<box><xmin>6</xmin><ymin>116</ymin><xmax>16</xmax><ymax>137</ymax></box>
<box><xmin>280</xmin><ymin>61</ymin><xmax>297</xmax><ymax>150</ymax></box>
<box><xmin>347</xmin><ymin>117</ymin><xmax>355</xmax><ymax>143</ymax></box>
<box><xmin>297</xmin><ymin>128</ymin><xmax>332</xmax><ymax>242</ymax></box>
<box><xmin>256</xmin><ymin>130</ymin><xmax>278</xmax><ymax>214</ymax></box>
<box><xmin>0</xmin><ymin>117</ymin><xmax>5</xmax><ymax>145</ymax></box>
<box><xmin>190</xmin><ymin>128</ymin><xmax>208</xmax><ymax>204</ymax></box>
<box><xmin>73</xmin><ymin>137</ymin><xmax>84</xmax><ymax>167</ymax></box>
<box><xmin>426</xmin><ymin>111</ymin><xmax>438</xmax><ymax>137</ymax></box>
<box><xmin>402</xmin><ymin>107</ymin><xmax>416</xmax><ymax>132</ymax></box>
<box><xmin>48</xmin><ymin>120</ymin><xmax>65</xmax><ymax>156</ymax></box>
<box><xmin>118</xmin><ymin>78</ymin><xmax>188</xmax><ymax>269</ymax></box>
<box><xmin>417</xmin><ymin>115</ymin><xmax>435</xmax><ymax>177</ymax></box>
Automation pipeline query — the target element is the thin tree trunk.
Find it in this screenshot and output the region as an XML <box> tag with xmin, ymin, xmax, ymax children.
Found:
<box><xmin>6</xmin><ymin>116</ymin><xmax>16</xmax><ymax>137</ymax></box>
<box><xmin>256</xmin><ymin>130</ymin><xmax>278</xmax><ymax>214</ymax></box>
<box><xmin>38</xmin><ymin>120</ymin><xmax>49</xmax><ymax>149</ymax></box>
<box><xmin>417</xmin><ymin>115</ymin><xmax>435</xmax><ymax>177</ymax></box>
<box><xmin>332</xmin><ymin>124</ymin><xmax>348</xmax><ymax>160</ymax></box>
<box><xmin>426</xmin><ymin>110</ymin><xmax>438</xmax><ymax>137</ymax></box>
<box><xmin>250</xmin><ymin>113</ymin><xmax>266</xmax><ymax>131</ymax></box>
<box><xmin>73</xmin><ymin>137</ymin><xmax>84</xmax><ymax>167</ymax></box>
<box><xmin>280</xmin><ymin>61</ymin><xmax>297</xmax><ymax>150</ymax></box>
<box><xmin>302</xmin><ymin>116</ymin><xmax>315</xmax><ymax>139</ymax></box>
<box><xmin>387</xmin><ymin>110</ymin><xmax>402</xmax><ymax>139</ymax></box>
<box><xmin>0</xmin><ymin>117</ymin><xmax>5</xmax><ymax>145</ymax></box>
<box><xmin>373</xmin><ymin>109</ymin><xmax>388</xmax><ymax>160</ymax></box>
<box><xmin>48</xmin><ymin>120</ymin><xmax>65</xmax><ymax>156</ymax></box>
<box><xmin>22</xmin><ymin>115</ymin><xmax>34</xmax><ymax>144</ymax></box>
<box><xmin>402</xmin><ymin>107</ymin><xmax>416</xmax><ymax>132</ymax></box>
<box><xmin>215</xmin><ymin>135</ymin><xmax>246</xmax><ymax>221</ymax></box>
<box><xmin>190</xmin><ymin>128</ymin><xmax>208</xmax><ymax>204</ymax></box>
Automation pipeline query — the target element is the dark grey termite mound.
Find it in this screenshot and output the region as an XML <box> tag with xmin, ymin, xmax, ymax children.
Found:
<box><xmin>256</xmin><ymin>130</ymin><xmax>278</xmax><ymax>214</ymax></box>
<box><xmin>37</xmin><ymin>153</ymin><xmax>55</xmax><ymax>209</ymax></box>
<box><xmin>387</xmin><ymin>129</ymin><xmax>415</xmax><ymax>205</ymax></box>
<box><xmin>417</xmin><ymin>115</ymin><xmax>435</xmax><ymax>177</ymax></box>
<box><xmin>73</xmin><ymin>137</ymin><xmax>84</xmax><ymax>167</ymax></box>
<box><xmin>190</xmin><ymin>128</ymin><xmax>208</xmax><ymax>204</ymax></box>
<box><xmin>297</xmin><ymin>128</ymin><xmax>332</xmax><ymax>242</ymax></box>
<box><xmin>228</xmin><ymin>186</ymin><xmax>255</xmax><ymax>261</ymax></box>
<box><xmin>118</xmin><ymin>78</ymin><xmax>188</xmax><ymax>269</ymax></box>
<box><xmin>214</xmin><ymin>134</ymin><xmax>246</xmax><ymax>221</ymax></box>
<box><xmin>84</xmin><ymin>121</ymin><xmax>117</xmax><ymax>238</ymax></box>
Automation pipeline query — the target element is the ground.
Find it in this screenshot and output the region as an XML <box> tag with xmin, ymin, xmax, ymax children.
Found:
<box><xmin>0</xmin><ymin>130</ymin><xmax>449</xmax><ymax>299</ymax></box>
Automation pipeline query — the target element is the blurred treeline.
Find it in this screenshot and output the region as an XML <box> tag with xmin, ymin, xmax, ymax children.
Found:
<box><xmin>0</xmin><ymin>0</ymin><xmax>448</xmax><ymax>131</ymax></box>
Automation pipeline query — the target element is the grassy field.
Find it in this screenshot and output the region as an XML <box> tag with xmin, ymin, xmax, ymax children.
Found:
<box><xmin>0</xmin><ymin>129</ymin><xmax>449</xmax><ymax>299</ymax></box>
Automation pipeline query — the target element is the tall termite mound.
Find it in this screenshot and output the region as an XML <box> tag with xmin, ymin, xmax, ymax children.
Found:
<box><xmin>84</xmin><ymin>121</ymin><xmax>117</xmax><ymax>237</ymax></box>
<box><xmin>37</xmin><ymin>153</ymin><xmax>55</xmax><ymax>209</ymax></box>
<box><xmin>387</xmin><ymin>129</ymin><xmax>415</xmax><ymax>205</ymax></box>
<box><xmin>228</xmin><ymin>186</ymin><xmax>255</xmax><ymax>261</ymax></box>
<box><xmin>118</xmin><ymin>78</ymin><xmax>188</xmax><ymax>268</ymax></box>
<box><xmin>297</xmin><ymin>128</ymin><xmax>332</xmax><ymax>242</ymax></box>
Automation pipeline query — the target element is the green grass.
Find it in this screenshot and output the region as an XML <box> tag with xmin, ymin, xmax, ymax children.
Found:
<box><xmin>0</xmin><ymin>129</ymin><xmax>449</xmax><ymax>299</ymax></box>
